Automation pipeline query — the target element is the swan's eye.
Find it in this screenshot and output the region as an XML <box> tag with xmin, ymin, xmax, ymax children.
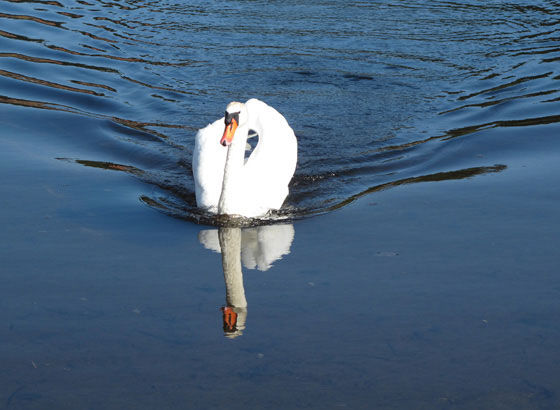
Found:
<box><xmin>225</xmin><ymin>111</ymin><xmax>240</xmax><ymax>126</ymax></box>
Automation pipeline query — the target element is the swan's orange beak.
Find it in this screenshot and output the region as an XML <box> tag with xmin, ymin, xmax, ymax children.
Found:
<box><xmin>220</xmin><ymin>118</ymin><xmax>238</xmax><ymax>147</ymax></box>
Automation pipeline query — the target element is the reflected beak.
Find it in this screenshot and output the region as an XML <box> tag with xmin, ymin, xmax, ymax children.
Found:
<box><xmin>220</xmin><ymin>119</ymin><xmax>238</xmax><ymax>146</ymax></box>
<box><xmin>221</xmin><ymin>306</ymin><xmax>238</xmax><ymax>332</ymax></box>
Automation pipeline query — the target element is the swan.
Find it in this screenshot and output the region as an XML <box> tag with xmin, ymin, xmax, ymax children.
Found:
<box><xmin>193</xmin><ymin>98</ymin><xmax>297</xmax><ymax>218</ymax></box>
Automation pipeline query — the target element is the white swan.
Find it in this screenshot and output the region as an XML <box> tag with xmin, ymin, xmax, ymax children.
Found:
<box><xmin>193</xmin><ymin>99</ymin><xmax>297</xmax><ymax>218</ymax></box>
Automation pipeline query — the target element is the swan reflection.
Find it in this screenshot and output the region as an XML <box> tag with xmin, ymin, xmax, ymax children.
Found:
<box><xmin>198</xmin><ymin>224</ymin><xmax>295</xmax><ymax>338</ymax></box>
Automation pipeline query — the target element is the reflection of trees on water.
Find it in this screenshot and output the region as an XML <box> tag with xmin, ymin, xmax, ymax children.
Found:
<box><xmin>198</xmin><ymin>224</ymin><xmax>295</xmax><ymax>338</ymax></box>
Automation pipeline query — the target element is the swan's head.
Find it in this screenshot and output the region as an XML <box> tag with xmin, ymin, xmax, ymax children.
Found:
<box><xmin>221</xmin><ymin>101</ymin><xmax>246</xmax><ymax>147</ymax></box>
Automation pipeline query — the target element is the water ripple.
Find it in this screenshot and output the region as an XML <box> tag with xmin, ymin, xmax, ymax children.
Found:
<box><xmin>1</xmin><ymin>0</ymin><xmax>559</xmax><ymax>225</ymax></box>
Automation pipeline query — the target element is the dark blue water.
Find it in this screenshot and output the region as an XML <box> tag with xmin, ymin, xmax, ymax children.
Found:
<box><xmin>1</xmin><ymin>0</ymin><xmax>560</xmax><ymax>408</ymax></box>
<box><xmin>2</xmin><ymin>0</ymin><xmax>558</xmax><ymax>219</ymax></box>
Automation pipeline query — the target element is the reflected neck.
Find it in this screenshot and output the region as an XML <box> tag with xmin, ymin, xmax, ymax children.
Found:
<box><xmin>219</xmin><ymin>227</ymin><xmax>247</xmax><ymax>308</ymax></box>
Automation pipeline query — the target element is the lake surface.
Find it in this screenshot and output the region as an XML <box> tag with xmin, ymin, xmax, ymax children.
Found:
<box><xmin>1</xmin><ymin>0</ymin><xmax>560</xmax><ymax>408</ymax></box>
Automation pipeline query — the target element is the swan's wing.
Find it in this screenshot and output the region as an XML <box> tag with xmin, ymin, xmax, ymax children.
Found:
<box><xmin>193</xmin><ymin>118</ymin><xmax>228</xmax><ymax>210</ymax></box>
<box><xmin>244</xmin><ymin>100</ymin><xmax>297</xmax><ymax>183</ymax></box>
<box><xmin>240</xmin><ymin>224</ymin><xmax>295</xmax><ymax>271</ymax></box>
<box><xmin>240</xmin><ymin>229</ymin><xmax>259</xmax><ymax>270</ymax></box>
<box><xmin>254</xmin><ymin>224</ymin><xmax>294</xmax><ymax>271</ymax></box>
<box><xmin>198</xmin><ymin>229</ymin><xmax>221</xmax><ymax>253</ymax></box>
<box><xmin>242</xmin><ymin>100</ymin><xmax>298</xmax><ymax>210</ymax></box>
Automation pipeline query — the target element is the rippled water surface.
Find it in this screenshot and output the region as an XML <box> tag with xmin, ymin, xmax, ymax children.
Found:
<box><xmin>2</xmin><ymin>0</ymin><xmax>560</xmax><ymax>408</ymax></box>
<box><xmin>2</xmin><ymin>0</ymin><xmax>558</xmax><ymax>220</ymax></box>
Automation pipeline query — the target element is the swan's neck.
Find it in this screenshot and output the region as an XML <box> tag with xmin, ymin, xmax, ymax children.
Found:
<box><xmin>218</xmin><ymin>124</ymin><xmax>249</xmax><ymax>215</ymax></box>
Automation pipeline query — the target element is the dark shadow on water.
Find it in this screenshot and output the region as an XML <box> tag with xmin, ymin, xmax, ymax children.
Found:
<box><xmin>324</xmin><ymin>164</ymin><xmax>507</xmax><ymax>213</ymax></box>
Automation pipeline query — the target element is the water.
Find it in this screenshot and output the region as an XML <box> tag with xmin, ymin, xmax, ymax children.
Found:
<box><xmin>1</xmin><ymin>0</ymin><xmax>560</xmax><ymax>408</ymax></box>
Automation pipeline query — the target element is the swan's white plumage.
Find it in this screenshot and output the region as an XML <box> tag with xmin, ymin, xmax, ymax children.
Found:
<box><xmin>198</xmin><ymin>224</ymin><xmax>295</xmax><ymax>271</ymax></box>
<box><xmin>193</xmin><ymin>99</ymin><xmax>297</xmax><ymax>218</ymax></box>
<box><xmin>193</xmin><ymin>117</ymin><xmax>227</xmax><ymax>214</ymax></box>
